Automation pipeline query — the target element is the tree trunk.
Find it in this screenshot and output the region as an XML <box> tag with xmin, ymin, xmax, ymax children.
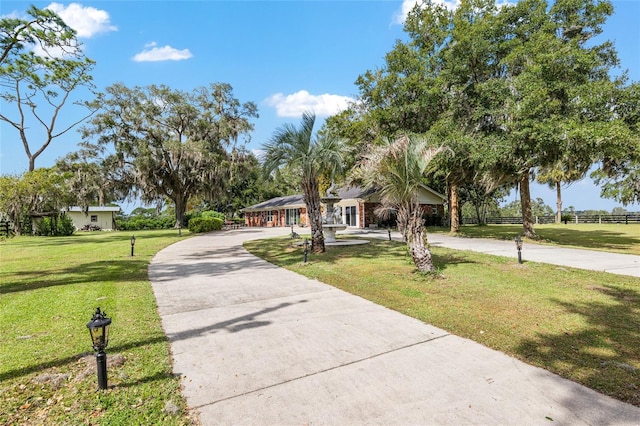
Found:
<box><xmin>405</xmin><ymin>204</ymin><xmax>436</xmax><ymax>273</ymax></box>
<box><xmin>303</xmin><ymin>177</ymin><xmax>325</xmax><ymax>254</ymax></box>
<box><xmin>396</xmin><ymin>206</ymin><xmax>409</xmax><ymax>242</ymax></box>
<box><xmin>449</xmin><ymin>182</ymin><xmax>460</xmax><ymax>233</ymax></box>
<box><xmin>519</xmin><ymin>174</ymin><xmax>537</xmax><ymax>239</ymax></box>
<box><xmin>555</xmin><ymin>180</ymin><xmax>562</xmax><ymax>224</ymax></box>
<box><xmin>174</xmin><ymin>195</ymin><xmax>187</xmax><ymax>229</ymax></box>
<box><xmin>10</xmin><ymin>212</ymin><xmax>22</xmax><ymax>235</ymax></box>
<box><xmin>474</xmin><ymin>203</ymin><xmax>482</xmax><ymax>225</ymax></box>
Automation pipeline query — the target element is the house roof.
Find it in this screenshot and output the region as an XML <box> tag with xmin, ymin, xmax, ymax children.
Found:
<box><xmin>243</xmin><ymin>184</ymin><xmax>446</xmax><ymax>213</ymax></box>
<box><xmin>336</xmin><ymin>186</ymin><xmax>378</xmax><ymax>200</ymax></box>
<box><xmin>64</xmin><ymin>206</ymin><xmax>121</xmax><ymax>212</ymax></box>
<box><xmin>337</xmin><ymin>184</ymin><xmax>446</xmax><ymax>203</ymax></box>
<box><xmin>243</xmin><ymin>194</ymin><xmax>306</xmax><ymax>212</ymax></box>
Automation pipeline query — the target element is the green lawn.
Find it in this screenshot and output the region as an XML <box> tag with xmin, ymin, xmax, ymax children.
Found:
<box><xmin>0</xmin><ymin>230</ymin><xmax>195</xmax><ymax>425</ymax></box>
<box><xmin>427</xmin><ymin>223</ymin><xmax>640</xmax><ymax>256</ymax></box>
<box><xmin>244</xmin><ymin>237</ymin><xmax>640</xmax><ymax>407</ymax></box>
<box><xmin>4</xmin><ymin>226</ymin><xmax>638</xmax><ymax>423</ymax></box>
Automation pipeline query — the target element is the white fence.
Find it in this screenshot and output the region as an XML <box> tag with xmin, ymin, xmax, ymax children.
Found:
<box><xmin>462</xmin><ymin>214</ymin><xmax>640</xmax><ymax>225</ymax></box>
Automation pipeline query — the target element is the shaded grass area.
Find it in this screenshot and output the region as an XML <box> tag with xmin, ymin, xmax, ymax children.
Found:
<box><xmin>244</xmin><ymin>237</ymin><xmax>640</xmax><ymax>407</ymax></box>
<box><xmin>427</xmin><ymin>223</ymin><xmax>640</xmax><ymax>256</ymax></box>
<box><xmin>0</xmin><ymin>230</ymin><xmax>196</xmax><ymax>425</ymax></box>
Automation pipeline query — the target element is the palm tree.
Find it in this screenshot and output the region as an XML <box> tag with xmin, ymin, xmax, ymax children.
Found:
<box><xmin>536</xmin><ymin>159</ymin><xmax>589</xmax><ymax>224</ymax></box>
<box><xmin>262</xmin><ymin>111</ymin><xmax>345</xmax><ymax>253</ymax></box>
<box><xmin>357</xmin><ymin>134</ymin><xmax>445</xmax><ymax>272</ymax></box>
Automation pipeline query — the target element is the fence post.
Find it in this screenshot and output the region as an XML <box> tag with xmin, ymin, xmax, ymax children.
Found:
<box><xmin>599</xmin><ymin>215</ymin><xmax>601</xmax><ymax>224</ymax></box>
<box><xmin>575</xmin><ymin>214</ymin><xmax>578</xmax><ymax>224</ymax></box>
<box><xmin>626</xmin><ymin>215</ymin><xmax>628</xmax><ymax>225</ymax></box>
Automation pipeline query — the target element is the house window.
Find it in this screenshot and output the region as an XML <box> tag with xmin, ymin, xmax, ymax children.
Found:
<box><xmin>91</xmin><ymin>215</ymin><xmax>98</xmax><ymax>222</ymax></box>
<box><xmin>285</xmin><ymin>208</ymin><xmax>300</xmax><ymax>225</ymax></box>
<box><xmin>345</xmin><ymin>206</ymin><xmax>356</xmax><ymax>226</ymax></box>
<box><xmin>267</xmin><ymin>210</ymin><xmax>273</xmax><ymax>222</ymax></box>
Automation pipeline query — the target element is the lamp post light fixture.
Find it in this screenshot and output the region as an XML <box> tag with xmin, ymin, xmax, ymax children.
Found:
<box><xmin>130</xmin><ymin>235</ymin><xmax>136</xmax><ymax>257</ymax></box>
<box><xmin>86</xmin><ymin>307</ymin><xmax>112</xmax><ymax>390</ymax></box>
<box><xmin>515</xmin><ymin>235</ymin><xmax>523</xmax><ymax>264</ymax></box>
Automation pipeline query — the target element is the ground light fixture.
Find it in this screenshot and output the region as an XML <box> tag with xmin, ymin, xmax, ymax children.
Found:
<box><xmin>515</xmin><ymin>235</ymin><xmax>523</xmax><ymax>264</ymax></box>
<box><xmin>130</xmin><ymin>234</ymin><xmax>136</xmax><ymax>257</ymax></box>
<box><xmin>86</xmin><ymin>307</ymin><xmax>112</xmax><ymax>390</ymax></box>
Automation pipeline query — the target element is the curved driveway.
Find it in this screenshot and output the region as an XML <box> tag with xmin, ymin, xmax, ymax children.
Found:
<box><xmin>150</xmin><ymin>227</ymin><xmax>640</xmax><ymax>425</ymax></box>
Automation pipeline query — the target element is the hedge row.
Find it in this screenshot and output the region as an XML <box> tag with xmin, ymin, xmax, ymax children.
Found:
<box><xmin>188</xmin><ymin>217</ymin><xmax>223</xmax><ymax>233</ymax></box>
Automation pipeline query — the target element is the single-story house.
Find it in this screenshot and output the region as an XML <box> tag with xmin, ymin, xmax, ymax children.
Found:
<box><xmin>63</xmin><ymin>206</ymin><xmax>120</xmax><ymax>231</ymax></box>
<box><xmin>243</xmin><ymin>194</ymin><xmax>309</xmax><ymax>227</ymax></box>
<box><xmin>243</xmin><ymin>185</ymin><xmax>446</xmax><ymax>229</ymax></box>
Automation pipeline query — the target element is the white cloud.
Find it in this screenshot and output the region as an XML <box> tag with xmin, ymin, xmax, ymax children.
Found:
<box><xmin>32</xmin><ymin>39</ymin><xmax>80</xmax><ymax>59</ymax></box>
<box><xmin>46</xmin><ymin>2</ymin><xmax>117</xmax><ymax>38</ymax></box>
<box><xmin>265</xmin><ymin>90</ymin><xmax>354</xmax><ymax>118</ymax></box>
<box><xmin>1</xmin><ymin>11</ymin><xmax>21</xmax><ymax>19</ymax></box>
<box><xmin>133</xmin><ymin>42</ymin><xmax>193</xmax><ymax>62</ymax></box>
<box><xmin>393</xmin><ymin>0</ymin><xmax>515</xmax><ymax>24</ymax></box>
<box><xmin>251</xmin><ymin>148</ymin><xmax>266</xmax><ymax>161</ymax></box>
<box><xmin>393</xmin><ymin>0</ymin><xmax>459</xmax><ymax>24</ymax></box>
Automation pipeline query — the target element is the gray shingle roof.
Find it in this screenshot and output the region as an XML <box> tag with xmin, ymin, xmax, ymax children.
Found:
<box><xmin>336</xmin><ymin>186</ymin><xmax>378</xmax><ymax>199</ymax></box>
<box><xmin>243</xmin><ymin>194</ymin><xmax>306</xmax><ymax>211</ymax></box>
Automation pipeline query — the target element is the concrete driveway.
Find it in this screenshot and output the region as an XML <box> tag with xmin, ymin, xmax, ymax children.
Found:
<box><xmin>149</xmin><ymin>227</ymin><xmax>640</xmax><ymax>425</ymax></box>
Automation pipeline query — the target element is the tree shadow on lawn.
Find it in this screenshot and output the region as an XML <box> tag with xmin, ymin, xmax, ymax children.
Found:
<box><xmin>440</xmin><ymin>225</ymin><xmax>640</xmax><ymax>253</ymax></box>
<box><xmin>515</xmin><ymin>284</ymin><xmax>640</xmax><ymax>407</ymax></box>
<box><xmin>0</xmin><ymin>259</ymin><xmax>149</xmax><ymax>294</ymax></box>
<box><xmin>2</xmin><ymin>230</ymin><xmax>188</xmax><ymax>249</ymax></box>
<box><xmin>537</xmin><ymin>228</ymin><xmax>640</xmax><ymax>253</ymax></box>
<box><xmin>432</xmin><ymin>252</ymin><xmax>480</xmax><ymax>272</ymax></box>
<box><xmin>0</xmin><ymin>334</ymin><xmax>168</xmax><ymax>382</ymax></box>
<box><xmin>282</xmin><ymin>239</ymin><xmax>478</xmax><ymax>273</ymax></box>
<box><xmin>275</xmin><ymin>239</ymin><xmax>406</xmax><ymax>267</ymax></box>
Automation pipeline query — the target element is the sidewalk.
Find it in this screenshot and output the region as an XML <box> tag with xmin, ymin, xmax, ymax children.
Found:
<box><xmin>149</xmin><ymin>228</ymin><xmax>640</xmax><ymax>425</ymax></box>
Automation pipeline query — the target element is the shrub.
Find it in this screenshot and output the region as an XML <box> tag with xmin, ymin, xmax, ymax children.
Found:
<box><xmin>35</xmin><ymin>218</ymin><xmax>54</xmax><ymax>236</ymax></box>
<box><xmin>201</xmin><ymin>210</ymin><xmax>226</xmax><ymax>221</ymax></box>
<box><xmin>188</xmin><ymin>217</ymin><xmax>223</xmax><ymax>233</ymax></box>
<box><xmin>34</xmin><ymin>215</ymin><xmax>75</xmax><ymax>236</ymax></box>
<box><xmin>57</xmin><ymin>214</ymin><xmax>75</xmax><ymax>236</ymax></box>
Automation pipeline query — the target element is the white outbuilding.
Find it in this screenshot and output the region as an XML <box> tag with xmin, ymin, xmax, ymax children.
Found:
<box><xmin>63</xmin><ymin>206</ymin><xmax>120</xmax><ymax>231</ymax></box>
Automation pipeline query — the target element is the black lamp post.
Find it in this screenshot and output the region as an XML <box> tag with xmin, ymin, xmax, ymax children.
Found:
<box><xmin>303</xmin><ymin>238</ymin><xmax>309</xmax><ymax>263</ymax></box>
<box><xmin>515</xmin><ymin>235</ymin><xmax>523</xmax><ymax>264</ymax></box>
<box><xmin>130</xmin><ymin>235</ymin><xmax>136</xmax><ymax>257</ymax></box>
<box><xmin>388</xmin><ymin>227</ymin><xmax>392</xmax><ymax>241</ymax></box>
<box><xmin>86</xmin><ymin>307</ymin><xmax>112</xmax><ymax>390</ymax></box>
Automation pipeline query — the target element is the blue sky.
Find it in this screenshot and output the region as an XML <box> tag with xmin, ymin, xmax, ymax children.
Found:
<box><xmin>1</xmin><ymin>0</ymin><xmax>639</xmax><ymax>212</ymax></box>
